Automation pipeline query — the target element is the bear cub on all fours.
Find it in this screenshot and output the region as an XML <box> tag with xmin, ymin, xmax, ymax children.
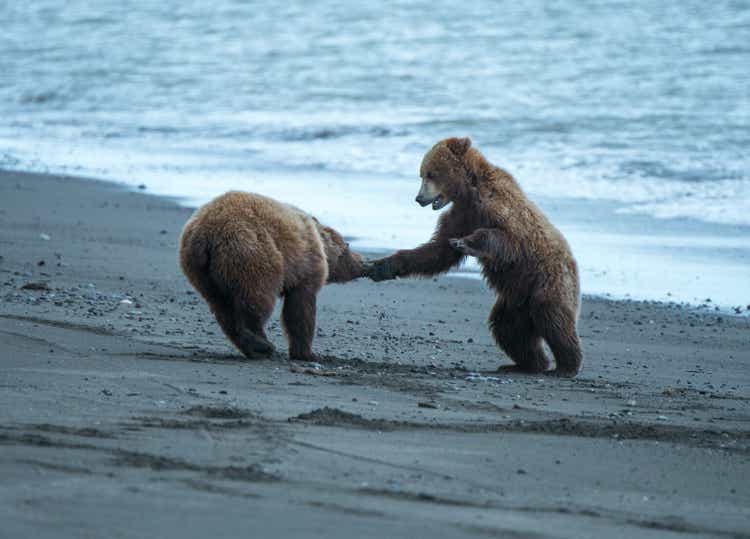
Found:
<box><xmin>366</xmin><ymin>137</ymin><xmax>583</xmax><ymax>377</ymax></box>
<box><xmin>180</xmin><ymin>191</ymin><xmax>364</xmax><ymax>361</ymax></box>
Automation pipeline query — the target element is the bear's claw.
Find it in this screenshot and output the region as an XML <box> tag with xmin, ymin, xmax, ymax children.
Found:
<box><xmin>449</xmin><ymin>238</ymin><xmax>466</xmax><ymax>251</ymax></box>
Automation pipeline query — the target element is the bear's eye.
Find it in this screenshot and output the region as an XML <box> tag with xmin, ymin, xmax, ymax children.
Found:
<box><xmin>426</xmin><ymin>171</ymin><xmax>435</xmax><ymax>180</ymax></box>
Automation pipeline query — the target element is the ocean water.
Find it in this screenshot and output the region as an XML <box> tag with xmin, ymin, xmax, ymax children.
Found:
<box><xmin>1</xmin><ymin>1</ymin><xmax>748</xmax><ymax>310</ymax></box>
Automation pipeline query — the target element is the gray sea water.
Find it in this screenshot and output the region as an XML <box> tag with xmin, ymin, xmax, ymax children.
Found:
<box><xmin>1</xmin><ymin>1</ymin><xmax>749</xmax><ymax>309</ymax></box>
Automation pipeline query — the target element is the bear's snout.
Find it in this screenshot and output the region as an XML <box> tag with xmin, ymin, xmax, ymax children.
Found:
<box><xmin>415</xmin><ymin>194</ymin><xmax>432</xmax><ymax>207</ymax></box>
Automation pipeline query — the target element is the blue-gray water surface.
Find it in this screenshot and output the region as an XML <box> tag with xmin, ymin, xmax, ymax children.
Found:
<box><xmin>1</xmin><ymin>0</ymin><xmax>748</xmax><ymax>307</ymax></box>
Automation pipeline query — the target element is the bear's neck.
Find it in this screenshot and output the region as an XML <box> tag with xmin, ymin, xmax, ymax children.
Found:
<box><xmin>466</xmin><ymin>149</ymin><xmax>522</xmax><ymax>194</ymax></box>
<box><xmin>464</xmin><ymin>148</ymin><xmax>493</xmax><ymax>183</ymax></box>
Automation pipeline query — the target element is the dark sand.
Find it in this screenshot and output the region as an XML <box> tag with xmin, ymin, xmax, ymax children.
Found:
<box><xmin>1</xmin><ymin>170</ymin><xmax>748</xmax><ymax>538</ymax></box>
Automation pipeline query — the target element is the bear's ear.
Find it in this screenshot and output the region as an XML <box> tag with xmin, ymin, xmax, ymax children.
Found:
<box><xmin>445</xmin><ymin>137</ymin><xmax>472</xmax><ymax>158</ymax></box>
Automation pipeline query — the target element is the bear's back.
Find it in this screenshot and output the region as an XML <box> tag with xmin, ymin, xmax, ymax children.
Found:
<box><xmin>186</xmin><ymin>191</ymin><xmax>327</xmax><ymax>290</ymax></box>
<box><xmin>195</xmin><ymin>191</ymin><xmax>315</xmax><ymax>245</ymax></box>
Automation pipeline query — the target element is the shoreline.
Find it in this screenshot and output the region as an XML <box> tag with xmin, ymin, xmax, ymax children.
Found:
<box><xmin>449</xmin><ymin>271</ymin><xmax>750</xmax><ymax>319</ymax></box>
<box><xmin>5</xmin><ymin>164</ymin><xmax>748</xmax><ymax>315</ymax></box>
<box><xmin>1</xmin><ymin>169</ymin><xmax>749</xmax><ymax>538</ymax></box>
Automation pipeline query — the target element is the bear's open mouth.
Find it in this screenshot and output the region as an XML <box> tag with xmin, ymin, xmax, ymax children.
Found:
<box><xmin>432</xmin><ymin>195</ymin><xmax>448</xmax><ymax>210</ymax></box>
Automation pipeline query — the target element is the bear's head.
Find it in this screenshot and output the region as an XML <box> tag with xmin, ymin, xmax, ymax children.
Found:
<box><xmin>416</xmin><ymin>137</ymin><xmax>474</xmax><ymax>211</ymax></box>
<box><xmin>317</xmin><ymin>224</ymin><xmax>364</xmax><ymax>283</ymax></box>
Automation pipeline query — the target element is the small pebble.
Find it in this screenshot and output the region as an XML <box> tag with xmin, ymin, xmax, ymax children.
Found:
<box><xmin>20</xmin><ymin>281</ymin><xmax>49</xmax><ymax>291</ymax></box>
<box><xmin>418</xmin><ymin>401</ymin><xmax>438</xmax><ymax>409</ymax></box>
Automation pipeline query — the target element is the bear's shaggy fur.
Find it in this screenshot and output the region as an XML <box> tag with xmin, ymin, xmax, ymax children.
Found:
<box><xmin>180</xmin><ymin>191</ymin><xmax>363</xmax><ymax>361</ymax></box>
<box><xmin>367</xmin><ymin>138</ymin><xmax>583</xmax><ymax>376</ymax></box>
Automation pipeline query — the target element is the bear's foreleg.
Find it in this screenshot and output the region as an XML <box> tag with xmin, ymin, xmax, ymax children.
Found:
<box><xmin>367</xmin><ymin>240</ymin><xmax>464</xmax><ymax>281</ymax></box>
<box><xmin>282</xmin><ymin>284</ymin><xmax>320</xmax><ymax>361</ymax></box>
<box><xmin>489</xmin><ymin>301</ymin><xmax>550</xmax><ymax>373</ymax></box>
<box><xmin>366</xmin><ymin>215</ymin><xmax>471</xmax><ymax>281</ymax></box>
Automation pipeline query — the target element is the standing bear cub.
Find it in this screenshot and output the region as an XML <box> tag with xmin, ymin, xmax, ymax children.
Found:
<box><xmin>180</xmin><ymin>191</ymin><xmax>363</xmax><ymax>361</ymax></box>
<box><xmin>366</xmin><ymin>137</ymin><xmax>583</xmax><ymax>377</ymax></box>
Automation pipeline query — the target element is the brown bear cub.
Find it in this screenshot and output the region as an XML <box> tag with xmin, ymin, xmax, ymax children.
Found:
<box><xmin>366</xmin><ymin>137</ymin><xmax>583</xmax><ymax>377</ymax></box>
<box><xmin>180</xmin><ymin>191</ymin><xmax>363</xmax><ymax>361</ymax></box>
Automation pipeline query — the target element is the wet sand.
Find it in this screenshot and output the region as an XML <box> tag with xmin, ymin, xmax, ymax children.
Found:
<box><xmin>1</xmin><ymin>170</ymin><xmax>748</xmax><ymax>538</ymax></box>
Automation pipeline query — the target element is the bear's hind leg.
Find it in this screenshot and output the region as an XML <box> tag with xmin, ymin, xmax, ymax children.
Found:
<box><xmin>282</xmin><ymin>284</ymin><xmax>319</xmax><ymax>361</ymax></box>
<box><xmin>532</xmin><ymin>304</ymin><xmax>582</xmax><ymax>377</ymax></box>
<box><xmin>185</xmin><ymin>269</ymin><xmax>250</xmax><ymax>357</ymax></box>
<box><xmin>234</xmin><ymin>307</ymin><xmax>275</xmax><ymax>359</ymax></box>
<box><xmin>232</xmin><ymin>291</ymin><xmax>276</xmax><ymax>359</ymax></box>
<box><xmin>208</xmin><ymin>298</ymin><xmax>244</xmax><ymax>353</ymax></box>
<box><xmin>489</xmin><ymin>302</ymin><xmax>549</xmax><ymax>373</ymax></box>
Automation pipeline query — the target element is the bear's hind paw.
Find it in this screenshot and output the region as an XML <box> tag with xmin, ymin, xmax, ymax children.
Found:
<box><xmin>546</xmin><ymin>368</ymin><xmax>579</xmax><ymax>378</ymax></box>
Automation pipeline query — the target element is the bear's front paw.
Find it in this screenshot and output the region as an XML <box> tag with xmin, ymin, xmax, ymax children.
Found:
<box><xmin>365</xmin><ymin>259</ymin><xmax>397</xmax><ymax>282</ymax></box>
<box><xmin>449</xmin><ymin>238</ymin><xmax>467</xmax><ymax>252</ymax></box>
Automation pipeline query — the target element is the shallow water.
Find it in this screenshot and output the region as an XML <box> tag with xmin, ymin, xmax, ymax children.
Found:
<box><xmin>1</xmin><ymin>1</ymin><xmax>748</xmax><ymax>309</ymax></box>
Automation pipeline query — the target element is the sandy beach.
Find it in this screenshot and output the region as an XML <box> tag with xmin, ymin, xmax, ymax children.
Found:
<box><xmin>1</xmin><ymin>170</ymin><xmax>748</xmax><ymax>538</ymax></box>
